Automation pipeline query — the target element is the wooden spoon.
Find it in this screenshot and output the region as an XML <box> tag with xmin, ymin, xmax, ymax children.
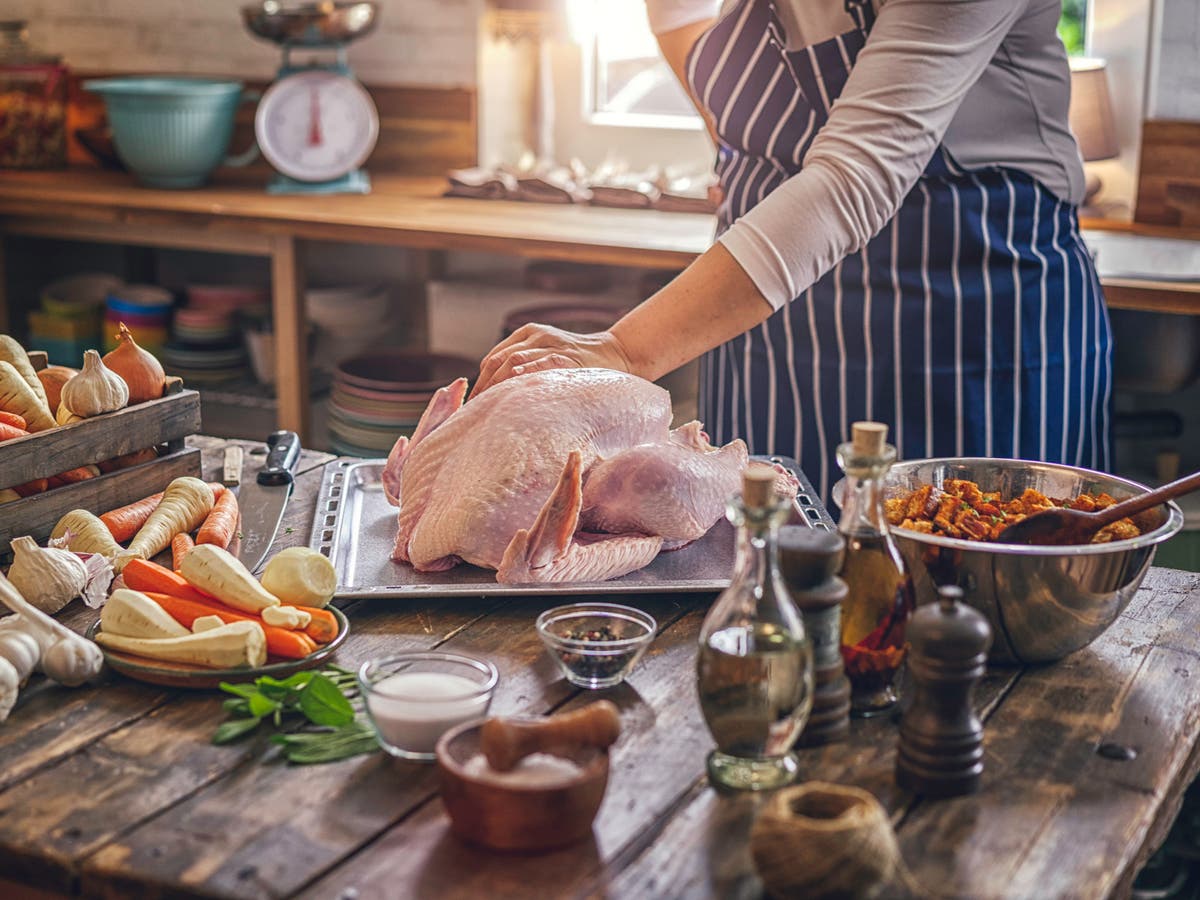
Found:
<box><xmin>999</xmin><ymin>469</ymin><xmax>1200</xmax><ymax>546</ymax></box>
<box><xmin>480</xmin><ymin>700</ymin><xmax>621</xmax><ymax>772</ymax></box>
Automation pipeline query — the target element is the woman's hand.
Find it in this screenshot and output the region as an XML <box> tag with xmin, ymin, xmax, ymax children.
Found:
<box><xmin>470</xmin><ymin>324</ymin><xmax>636</xmax><ymax>398</ymax></box>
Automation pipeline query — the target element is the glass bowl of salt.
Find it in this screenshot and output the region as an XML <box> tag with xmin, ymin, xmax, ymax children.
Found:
<box><xmin>358</xmin><ymin>651</ymin><xmax>499</xmax><ymax>762</ymax></box>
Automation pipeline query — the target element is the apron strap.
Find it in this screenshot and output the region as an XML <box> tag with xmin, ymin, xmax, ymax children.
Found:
<box><xmin>844</xmin><ymin>0</ymin><xmax>876</xmax><ymax>33</ymax></box>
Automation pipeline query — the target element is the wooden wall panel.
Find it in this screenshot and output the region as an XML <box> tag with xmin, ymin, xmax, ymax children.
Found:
<box><xmin>1135</xmin><ymin>120</ymin><xmax>1200</xmax><ymax>227</ymax></box>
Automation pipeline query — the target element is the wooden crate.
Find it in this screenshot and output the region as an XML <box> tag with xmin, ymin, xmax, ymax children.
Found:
<box><xmin>0</xmin><ymin>352</ymin><xmax>203</xmax><ymax>552</ymax></box>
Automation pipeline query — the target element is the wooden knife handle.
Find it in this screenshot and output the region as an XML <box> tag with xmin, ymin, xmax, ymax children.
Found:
<box><xmin>222</xmin><ymin>447</ymin><xmax>244</xmax><ymax>487</ymax></box>
<box><xmin>480</xmin><ymin>700</ymin><xmax>621</xmax><ymax>772</ymax></box>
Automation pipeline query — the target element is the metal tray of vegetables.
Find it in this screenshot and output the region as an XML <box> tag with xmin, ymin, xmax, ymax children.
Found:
<box><xmin>309</xmin><ymin>456</ymin><xmax>834</xmax><ymax>599</ymax></box>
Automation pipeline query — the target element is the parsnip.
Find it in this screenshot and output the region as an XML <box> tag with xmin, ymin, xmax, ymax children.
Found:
<box><xmin>127</xmin><ymin>476</ymin><xmax>214</xmax><ymax>561</ymax></box>
<box><xmin>0</xmin><ymin>361</ymin><xmax>54</xmax><ymax>432</ymax></box>
<box><xmin>261</xmin><ymin>605</ymin><xmax>311</xmax><ymax>629</ymax></box>
<box><xmin>260</xmin><ymin>547</ymin><xmax>337</xmax><ymax>608</ymax></box>
<box><xmin>95</xmin><ymin>620</ymin><xmax>267</xmax><ymax>668</ymax></box>
<box><xmin>179</xmin><ymin>544</ymin><xmax>280</xmax><ymax>613</ymax></box>
<box><xmin>0</xmin><ymin>335</ymin><xmax>49</xmax><ymax>407</ymax></box>
<box><xmin>101</xmin><ymin>589</ymin><xmax>189</xmax><ymax>639</ymax></box>
<box><xmin>191</xmin><ymin>615</ymin><xmax>225</xmax><ymax>634</ymax></box>
<box><xmin>51</xmin><ymin>509</ymin><xmax>130</xmax><ymax>565</ymax></box>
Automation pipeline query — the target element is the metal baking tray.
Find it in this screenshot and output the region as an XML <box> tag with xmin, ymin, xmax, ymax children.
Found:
<box><xmin>310</xmin><ymin>457</ymin><xmax>833</xmax><ymax>599</ymax></box>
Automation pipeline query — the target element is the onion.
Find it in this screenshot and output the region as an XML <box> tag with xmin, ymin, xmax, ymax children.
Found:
<box><xmin>37</xmin><ymin>364</ymin><xmax>76</xmax><ymax>412</ymax></box>
<box><xmin>103</xmin><ymin>323</ymin><xmax>165</xmax><ymax>403</ymax></box>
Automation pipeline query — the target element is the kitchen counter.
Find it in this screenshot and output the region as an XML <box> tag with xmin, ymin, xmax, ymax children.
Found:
<box><xmin>0</xmin><ymin>435</ymin><xmax>1199</xmax><ymax>899</ymax></box>
<box><xmin>0</xmin><ymin>168</ymin><xmax>1197</xmax><ymax>441</ymax></box>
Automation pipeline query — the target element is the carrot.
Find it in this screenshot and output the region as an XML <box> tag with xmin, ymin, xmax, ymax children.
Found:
<box><xmin>101</xmin><ymin>492</ymin><xmax>164</xmax><ymax>542</ymax></box>
<box><xmin>97</xmin><ymin>447</ymin><xmax>158</xmax><ymax>474</ymax></box>
<box><xmin>122</xmin><ymin>558</ymin><xmax>214</xmax><ymax>605</ymax></box>
<box><xmin>196</xmin><ymin>489</ymin><xmax>239</xmax><ymax>549</ymax></box>
<box><xmin>0</xmin><ymin>422</ymin><xmax>28</xmax><ymax>442</ymax></box>
<box><xmin>0</xmin><ymin>411</ymin><xmax>25</xmax><ymax>430</ymax></box>
<box><xmin>171</xmin><ymin>532</ymin><xmax>195</xmax><ymax>571</ymax></box>
<box><xmin>143</xmin><ymin>592</ymin><xmax>318</xmax><ymax>660</ymax></box>
<box><xmin>294</xmin><ymin>606</ymin><xmax>339</xmax><ymax>644</ymax></box>
<box><xmin>101</xmin><ymin>483</ymin><xmax>226</xmax><ymax>543</ymax></box>
<box><xmin>48</xmin><ymin>465</ymin><xmax>101</xmax><ymax>489</ymax></box>
<box><xmin>12</xmin><ymin>478</ymin><xmax>47</xmax><ymax>497</ymax></box>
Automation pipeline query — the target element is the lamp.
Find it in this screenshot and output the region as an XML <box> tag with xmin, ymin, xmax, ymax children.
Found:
<box><xmin>1069</xmin><ymin>58</ymin><xmax>1119</xmax><ymax>206</ymax></box>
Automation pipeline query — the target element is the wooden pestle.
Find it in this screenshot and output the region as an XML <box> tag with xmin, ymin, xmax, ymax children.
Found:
<box><xmin>481</xmin><ymin>700</ymin><xmax>622</xmax><ymax>772</ymax></box>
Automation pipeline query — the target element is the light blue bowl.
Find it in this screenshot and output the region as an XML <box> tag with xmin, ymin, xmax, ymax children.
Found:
<box><xmin>84</xmin><ymin>77</ymin><xmax>255</xmax><ymax>189</ymax></box>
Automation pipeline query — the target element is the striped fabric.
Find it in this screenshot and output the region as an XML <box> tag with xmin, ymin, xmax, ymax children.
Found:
<box><xmin>687</xmin><ymin>0</ymin><xmax>1113</xmax><ymax>501</ymax></box>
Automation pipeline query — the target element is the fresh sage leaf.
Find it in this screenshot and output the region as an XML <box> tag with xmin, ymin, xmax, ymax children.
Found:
<box><xmin>219</xmin><ymin>682</ymin><xmax>261</xmax><ymax>700</ymax></box>
<box><xmin>212</xmin><ymin>716</ymin><xmax>263</xmax><ymax>744</ymax></box>
<box><xmin>247</xmin><ymin>692</ymin><xmax>281</xmax><ymax>718</ymax></box>
<box><xmin>298</xmin><ymin>674</ymin><xmax>355</xmax><ymax>727</ymax></box>
<box><xmin>222</xmin><ymin>698</ymin><xmax>252</xmax><ymax>716</ymax></box>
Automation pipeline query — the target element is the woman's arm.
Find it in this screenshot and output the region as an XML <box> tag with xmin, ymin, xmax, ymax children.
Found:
<box><xmin>473</xmin><ymin>243</ymin><xmax>770</xmax><ymax>394</ymax></box>
<box><xmin>719</xmin><ymin>0</ymin><xmax>1034</xmax><ymax>308</ymax></box>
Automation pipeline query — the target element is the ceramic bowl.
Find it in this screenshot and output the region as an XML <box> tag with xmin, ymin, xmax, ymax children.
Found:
<box><xmin>84</xmin><ymin>77</ymin><xmax>251</xmax><ymax>189</ymax></box>
<box><xmin>436</xmin><ymin>718</ymin><xmax>609</xmax><ymax>851</ymax></box>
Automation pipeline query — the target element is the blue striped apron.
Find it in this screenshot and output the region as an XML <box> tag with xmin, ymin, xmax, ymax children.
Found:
<box><xmin>687</xmin><ymin>0</ymin><xmax>1113</xmax><ymax>502</ymax></box>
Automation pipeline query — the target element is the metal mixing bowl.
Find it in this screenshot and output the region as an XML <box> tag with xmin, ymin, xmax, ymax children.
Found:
<box><xmin>242</xmin><ymin>2</ymin><xmax>378</xmax><ymax>46</ymax></box>
<box><xmin>883</xmin><ymin>458</ymin><xmax>1184</xmax><ymax>664</ymax></box>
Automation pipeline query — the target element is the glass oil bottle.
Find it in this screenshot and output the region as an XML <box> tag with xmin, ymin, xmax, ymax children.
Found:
<box><xmin>696</xmin><ymin>464</ymin><xmax>814</xmax><ymax>791</ymax></box>
<box><xmin>837</xmin><ymin>421</ymin><xmax>914</xmax><ymax>717</ymax></box>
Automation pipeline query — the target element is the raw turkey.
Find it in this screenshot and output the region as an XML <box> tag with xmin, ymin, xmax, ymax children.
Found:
<box><xmin>382</xmin><ymin>368</ymin><xmax>795</xmax><ymax>583</ymax></box>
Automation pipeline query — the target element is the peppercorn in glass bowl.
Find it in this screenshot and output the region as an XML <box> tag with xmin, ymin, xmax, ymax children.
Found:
<box><xmin>536</xmin><ymin>602</ymin><xmax>657</xmax><ymax>689</ymax></box>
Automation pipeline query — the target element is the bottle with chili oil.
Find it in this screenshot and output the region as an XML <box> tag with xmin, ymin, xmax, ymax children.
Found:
<box><xmin>836</xmin><ymin>421</ymin><xmax>914</xmax><ymax>717</ymax></box>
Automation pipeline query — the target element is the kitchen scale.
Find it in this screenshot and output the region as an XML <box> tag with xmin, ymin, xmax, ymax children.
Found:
<box><xmin>242</xmin><ymin>2</ymin><xmax>380</xmax><ymax>195</ymax></box>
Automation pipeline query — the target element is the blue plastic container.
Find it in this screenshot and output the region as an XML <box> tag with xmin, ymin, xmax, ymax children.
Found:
<box><xmin>84</xmin><ymin>77</ymin><xmax>257</xmax><ymax>189</ymax></box>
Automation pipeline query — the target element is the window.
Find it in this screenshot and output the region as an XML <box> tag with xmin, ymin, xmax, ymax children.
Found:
<box><xmin>1059</xmin><ymin>0</ymin><xmax>1088</xmax><ymax>55</ymax></box>
<box><xmin>572</xmin><ymin>0</ymin><xmax>702</xmax><ymax>129</ymax></box>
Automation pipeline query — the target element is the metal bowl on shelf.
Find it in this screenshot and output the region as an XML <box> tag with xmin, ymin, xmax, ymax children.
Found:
<box><xmin>242</xmin><ymin>2</ymin><xmax>378</xmax><ymax>46</ymax></box>
<box><xmin>883</xmin><ymin>458</ymin><xmax>1184</xmax><ymax>664</ymax></box>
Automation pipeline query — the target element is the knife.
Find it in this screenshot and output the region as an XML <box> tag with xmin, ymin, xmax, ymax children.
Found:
<box><xmin>236</xmin><ymin>430</ymin><xmax>301</xmax><ymax>574</ymax></box>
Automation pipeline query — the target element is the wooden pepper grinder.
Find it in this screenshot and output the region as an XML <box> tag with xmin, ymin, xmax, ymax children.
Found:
<box><xmin>778</xmin><ymin>527</ymin><xmax>851</xmax><ymax>746</ymax></box>
<box><xmin>895</xmin><ymin>585</ymin><xmax>992</xmax><ymax>797</ymax></box>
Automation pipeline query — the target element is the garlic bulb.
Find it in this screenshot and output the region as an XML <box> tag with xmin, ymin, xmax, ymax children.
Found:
<box><xmin>59</xmin><ymin>350</ymin><xmax>129</xmax><ymax>418</ymax></box>
<box><xmin>7</xmin><ymin>535</ymin><xmax>88</xmax><ymax>615</ymax></box>
<box><xmin>0</xmin><ymin>629</ymin><xmax>40</xmax><ymax>684</ymax></box>
<box><xmin>103</xmin><ymin>323</ymin><xmax>165</xmax><ymax>404</ymax></box>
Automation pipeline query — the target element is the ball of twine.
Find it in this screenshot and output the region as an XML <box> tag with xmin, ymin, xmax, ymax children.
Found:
<box><xmin>750</xmin><ymin>781</ymin><xmax>902</xmax><ymax>900</ymax></box>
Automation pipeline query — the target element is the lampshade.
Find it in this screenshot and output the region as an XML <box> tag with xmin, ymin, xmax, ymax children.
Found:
<box><xmin>1069</xmin><ymin>58</ymin><xmax>1119</xmax><ymax>162</ymax></box>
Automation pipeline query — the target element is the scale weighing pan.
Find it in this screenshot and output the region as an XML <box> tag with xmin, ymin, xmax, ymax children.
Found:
<box><xmin>242</xmin><ymin>2</ymin><xmax>379</xmax><ymax>47</ymax></box>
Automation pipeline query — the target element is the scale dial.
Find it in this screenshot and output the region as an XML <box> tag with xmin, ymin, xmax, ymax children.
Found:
<box><xmin>256</xmin><ymin>69</ymin><xmax>379</xmax><ymax>183</ymax></box>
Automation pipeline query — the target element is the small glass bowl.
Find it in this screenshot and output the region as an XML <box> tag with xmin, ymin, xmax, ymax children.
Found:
<box><xmin>358</xmin><ymin>651</ymin><xmax>499</xmax><ymax>762</ymax></box>
<box><xmin>535</xmin><ymin>602</ymin><xmax>657</xmax><ymax>689</ymax></box>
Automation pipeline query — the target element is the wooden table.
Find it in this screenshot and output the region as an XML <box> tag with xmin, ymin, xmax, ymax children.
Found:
<box><xmin>2</xmin><ymin>169</ymin><xmax>1199</xmax><ymax>445</ymax></box>
<box><xmin>1</xmin><ymin>436</ymin><xmax>1200</xmax><ymax>899</ymax></box>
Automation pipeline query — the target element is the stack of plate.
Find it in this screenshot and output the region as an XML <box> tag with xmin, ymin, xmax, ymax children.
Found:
<box><xmin>160</xmin><ymin>341</ymin><xmax>248</xmax><ymax>383</ymax></box>
<box><xmin>160</xmin><ymin>284</ymin><xmax>262</xmax><ymax>382</ymax></box>
<box><xmin>105</xmin><ymin>285</ymin><xmax>174</xmax><ymax>353</ymax></box>
<box><xmin>329</xmin><ymin>353</ymin><xmax>474</xmax><ymax>457</ymax></box>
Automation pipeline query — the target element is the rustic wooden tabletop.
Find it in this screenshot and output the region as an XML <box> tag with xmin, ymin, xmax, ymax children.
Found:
<box><xmin>1</xmin><ymin>435</ymin><xmax>1198</xmax><ymax>900</ymax></box>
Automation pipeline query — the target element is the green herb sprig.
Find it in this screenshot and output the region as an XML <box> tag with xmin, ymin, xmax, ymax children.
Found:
<box><xmin>213</xmin><ymin>665</ymin><xmax>379</xmax><ymax>764</ymax></box>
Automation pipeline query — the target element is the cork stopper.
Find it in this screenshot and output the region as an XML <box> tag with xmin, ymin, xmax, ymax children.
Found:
<box><xmin>742</xmin><ymin>464</ymin><xmax>777</xmax><ymax>508</ymax></box>
<box><xmin>851</xmin><ymin>421</ymin><xmax>888</xmax><ymax>456</ymax></box>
